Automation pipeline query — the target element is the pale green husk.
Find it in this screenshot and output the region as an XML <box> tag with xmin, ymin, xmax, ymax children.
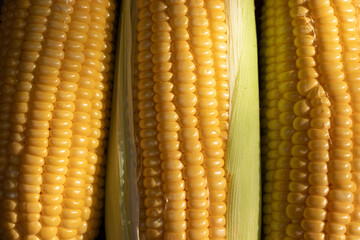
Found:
<box><xmin>225</xmin><ymin>0</ymin><xmax>261</xmax><ymax>239</ymax></box>
<box><xmin>105</xmin><ymin>0</ymin><xmax>137</xmax><ymax>239</ymax></box>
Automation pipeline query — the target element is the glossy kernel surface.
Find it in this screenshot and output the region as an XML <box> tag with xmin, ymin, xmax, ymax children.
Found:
<box><xmin>0</xmin><ymin>0</ymin><xmax>116</xmax><ymax>239</ymax></box>
<box><xmin>136</xmin><ymin>0</ymin><xmax>228</xmax><ymax>239</ymax></box>
<box><xmin>261</xmin><ymin>0</ymin><xmax>360</xmax><ymax>239</ymax></box>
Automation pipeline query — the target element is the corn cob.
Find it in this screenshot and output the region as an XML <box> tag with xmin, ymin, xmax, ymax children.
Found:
<box><xmin>106</xmin><ymin>0</ymin><xmax>260</xmax><ymax>239</ymax></box>
<box><xmin>0</xmin><ymin>0</ymin><xmax>116</xmax><ymax>239</ymax></box>
<box><xmin>260</xmin><ymin>0</ymin><xmax>360</xmax><ymax>239</ymax></box>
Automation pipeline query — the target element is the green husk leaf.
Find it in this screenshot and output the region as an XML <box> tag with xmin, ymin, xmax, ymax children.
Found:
<box><xmin>225</xmin><ymin>0</ymin><xmax>261</xmax><ymax>239</ymax></box>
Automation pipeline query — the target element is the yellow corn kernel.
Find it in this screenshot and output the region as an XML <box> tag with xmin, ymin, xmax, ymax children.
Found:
<box><xmin>205</xmin><ymin>0</ymin><xmax>229</xmax><ymax>151</ymax></box>
<box><xmin>134</xmin><ymin>0</ymin><xmax>230</xmax><ymax>239</ymax></box>
<box><xmin>137</xmin><ymin>0</ymin><xmax>165</xmax><ymax>239</ymax></box>
<box><xmin>35</xmin><ymin>1</ymin><xmax>89</xmax><ymax>239</ymax></box>
<box><xmin>134</xmin><ymin>26</ymin><xmax>148</xmax><ymax>240</ymax></box>
<box><xmin>63</xmin><ymin>2</ymin><xmax>103</xmax><ymax>239</ymax></box>
<box><xmin>260</xmin><ymin>0</ymin><xmax>340</xmax><ymax>238</ymax></box>
<box><xmin>0</xmin><ymin>0</ymin><xmax>15</xmax><ymax>77</ymax></box>
<box><xmin>330</xmin><ymin>0</ymin><xmax>360</xmax><ymax>238</ymax></box>
<box><xmin>295</xmin><ymin>3</ymin><xmax>331</xmax><ymax>239</ymax></box>
<box><xmin>260</xmin><ymin>0</ymin><xmax>277</xmax><ymax>238</ymax></box>
<box><xmin>188</xmin><ymin>0</ymin><xmax>226</xmax><ymax>239</ymax></box>
<box><xmin>17</xmin><ymin>1</ymin><xmax>75</xmax><ymax>239</ymax></box>
<box><xmin>261</xmin><ymin>0</ymin><xmax>360</xmax><ymax>239</ymax></box>
<box><xmin>82</xmin><ymin>0</ymin><xmax>117</xmax><ymax>238</ymax></box>
<box><xmin>0</xmin><ymin>0</ymin><xmax>30</xmax><ymax>239</ymax></box>
<box><xmin>151</xmin><ymin>1</ymin><xmax>186</xmax><ymax>240</ymax></box>
<box><xmin>284</xmin><ymin>0</ymin><xmax>314</xmax><ymax>239</ymax></box>
<box><xmin>307</xmin><ymin>1</ymin><xmax>354</xmax><ymax>239</ymax></box>
<box><xmin>0</xmin><ymin>0</ymin><xmax>116</xmax><ymax>239</ymax></box>
<box><xmin>133</xmin><ymin>7</ymin><xmax>147</xmax><ymax>240</ymax></box>
<box><xmin>269</xmin><ymin>0</ymin><xmax>298</xmax><ymax>238</ymax></box>
<box><xmin>76</xmin><ymin>0</ymin><xmax>108</xmax><ymax>237</ymax></box>
<box><xmin>109</xmin><ymin>0</ymin><xmax>262</xmax><ymax>238</ymax></box>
